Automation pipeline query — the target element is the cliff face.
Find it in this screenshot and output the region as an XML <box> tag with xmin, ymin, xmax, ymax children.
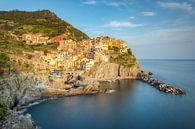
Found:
<box><xmin>88</xmin><ymin>62</ymin><xmax>140</xmax><ymax>81</ymax></box>
<box><xmin>0</xmin><ymin>74</ymin><xmax>49</xmax><ymax>109</ymax></box>
<box><xmin>0</xmin><ymin>74</ymin><xmax>50</xmax><ymax>129</ymax></box>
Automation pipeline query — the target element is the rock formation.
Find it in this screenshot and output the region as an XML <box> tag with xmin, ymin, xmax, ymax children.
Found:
<box><xmin>0</xmin><ymin>74</ymin><xmax>49</xmax><ymax>109</ymax></box>
<box><xmin>88</xmin><ymin>62</ymin><xmax>140</xmax><ymax>81</ymax></box>
<box><xmin>0</xmin><ymin>73</ymin><xmax>50</xmax><ymax>129</ymax></box>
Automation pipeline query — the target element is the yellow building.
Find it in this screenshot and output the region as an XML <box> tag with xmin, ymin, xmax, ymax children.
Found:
<box><xmin>100</xmin><ymin>40</ymin><xmax>109</xmax><ymax>51</ymax></box>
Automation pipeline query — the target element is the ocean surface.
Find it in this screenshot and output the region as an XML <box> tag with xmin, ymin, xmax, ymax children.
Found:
<box><xmin>25</xmin><ymin>60</ymin><xmax>195</xmax><ymax>129</ymax></box>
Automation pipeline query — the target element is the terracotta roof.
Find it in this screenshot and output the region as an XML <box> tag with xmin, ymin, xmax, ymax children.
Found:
<box><xmin>49</xmin><ymin>35</ymin><xmax>65</xmax><ymax>43</ymax></box>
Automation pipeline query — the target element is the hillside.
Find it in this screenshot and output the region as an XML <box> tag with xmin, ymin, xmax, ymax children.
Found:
<box><xmin>0</xmin><ymin>10</ymin><xmax>89</xmax><ymax>40</ymax></box>
<box><xmin>0</xmin><ymin>10</ymin><xmax>89</xmax><ymax>74</ymax></box>
<box><xmin>0</xmin><ymin>10</ymin><xmax>139</xmax><ymax>78</ymax></box>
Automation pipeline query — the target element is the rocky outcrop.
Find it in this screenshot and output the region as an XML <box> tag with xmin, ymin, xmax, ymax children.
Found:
<box><xmin>65</xmin><ymin>76</ymin><xmax>101</xmax><ymax>95</ymax></box>
<box><xmin>0</xmin><ymin>74</ymin><xmax>50</xmax><ymax>109</ymax></box>
<box><xmin>63</xmin><ymin>85</ymin><xmax>100</xmax><ymax>96</ymax></box>
<box><xmin>88</xmin><ymin>62</ymin><xmax>140</xmax><ymax>81</ymax></box>
<box><xmin>83</xmin><ymin>85</ymin><xmax>100</xmax><ymax>94</ymax></box>
<box><xmin>0</xmin><ymin>74</ymin><xmax>50</xmax><ymax>129</ymax></box>
<box><xmin>46</xmin><ymin>75</ymin><xmax>101</xmax><ymax>96</ymax></box>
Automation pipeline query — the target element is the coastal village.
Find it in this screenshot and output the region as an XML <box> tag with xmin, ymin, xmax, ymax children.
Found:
<box><xmin>20</xmin><ymin>34</ymin><xmax>125</xmax><ymax>70</ymax></box>
<box><xmin>9</xmin><ymin>32</ymin><xmax>130</xmax><ymax>91</ymax></box>
<box><xmin>19</xmin><ymin>33</ymin><xmax>128</xmax><ymax>72</ymax></box>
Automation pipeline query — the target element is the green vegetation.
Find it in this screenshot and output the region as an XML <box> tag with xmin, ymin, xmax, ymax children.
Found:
<box><xmin>0</xmin><ymin>52</ymin><xmax>15</xmax><ymax>74</ymax></box>
<box><xmin>108</xmin><ymin>46</ymin><xmax>119</xmax><ymax>52</ymax></box>
<box><xmin>0</xmin><ymin>10</ymin><xmax>89</xmax><ymax>40</ymax></box>
<box><xmin>127</xmin><ymin>48</ymin><xmax>132</xmax><ymax>55</ymax></box>
<box><xmin>0</xmin><ymin>102</ymin><xmax>7</xmax><ymax>120</ymax></box>
<box><xmin>44</xmin><ymin>49</ymin><xmax>48</xmax><ymax>56</ymax></box>
<box><xmin>30</xmin><ymin>42</ymin><xmax>59</xmax><ymax>52</ymax></box>
<box><xmin>110</xmin><ymin>48</ymin><xmax>137</xmax><ymax>68</ymax></box>
<box><xmin>0</xmin><ymin>30</ymin><xmax>59</xmax><ymax>56</ymax></box>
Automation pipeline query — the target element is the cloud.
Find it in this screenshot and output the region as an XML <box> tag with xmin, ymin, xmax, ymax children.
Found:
<box><xmin>105</xmin><ymin>2</ymin><xmax>120</xmax><ymax>7</ymax></box>
<box><xmin>82</xmin><ymin>0</ymin><xmax>132</xmax><ymax>9</ymax></box>
<box><xmin>100</xmin><ymin>0</ymin><xmax>133</xmax><ymax>8</ymax></box>
<box><xmin>141</xmin><ymin>12</ymin><xmax>157</xmax><ymax>16</ymax></box>
<box><xmin>105</xmin><ymin>21</ymin><xmax>144</xmax><ymax>28</ymax></box>
<box><xmin>103</xmin><ymin>1</ymin><xmax>126</xmax><ymax>7</ymax></box>
<box><xmin>128</xmin><ymin>17</ymin><xmax>135</xmax><ymax>20</ymax></box>
<box><xmin>158</xmin><ymin>1</ymin><xmax>193</xmax><ymax>12</ymax></box>
<box><xmin>82</xmin><ymin>0</ymin><xmax>96</xmax><ymax>5</ymax></box>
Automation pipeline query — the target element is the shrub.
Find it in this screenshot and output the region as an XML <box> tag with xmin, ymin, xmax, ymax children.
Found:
<box><xmin>0</xmin><ymin>52</ymin><xmax>10</xmax><ymax>61</ymax></box>
<box><xmin>0</xmin><ymin>103</ymin><xmax>7</xmax><ymax>120</ymax></box>
<box><xmin>44</xmin><ymin>49</ymin><xmax>48</xmax><ymax>55</ymax></box>
<box><xmin>0</xmin><ymin>52</ymin><xmax>11</xmax><ymax>73</ymax></box>
<box><xmin>127</xmin><ymin>48</ymin><xmax>132</xmax><ymax>55</ymax></box>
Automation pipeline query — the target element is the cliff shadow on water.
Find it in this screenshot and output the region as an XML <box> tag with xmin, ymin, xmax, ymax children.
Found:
<box><xmin>100</xmin><ymin>79</ymin><xmax>139</xmax><ymax>95</ymax></box>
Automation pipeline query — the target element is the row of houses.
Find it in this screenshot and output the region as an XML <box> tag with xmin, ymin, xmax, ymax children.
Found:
<box><xmin>19</xmin><ymin>34</ymin><xmax>129</xmax><ymax>73</ymax></box>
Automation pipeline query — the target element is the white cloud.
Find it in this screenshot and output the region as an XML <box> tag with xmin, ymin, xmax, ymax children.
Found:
<box><xmin>82</xmin><ymin>0</ymin><xmax>132</xmax><ymax>8</ymax></box>
<box><xmin>101</xmin><ymin>0</ymin><xmax>133</xmax><ymax>8</ymax></box>
<box><xmin>141</xmin><ymin>12</ymin><xmax>157</xmax><ymax>16</ymax></box>
<box><xmin>105</xmin><ymin>21</ymin><xmax>144</xmax><ymax>28</ymax></box>
<box><xmin>82</xmin><ymin>0</ymin><xmax>97</xmax><ymax>5</ymax></box>
<box><xmin>128</xmin><ymin>17</ymin><xmax>135</xmax><ymax>20</ymax></box>
<box><xmin>104</xmin><ymin>1</ymin><xmax>126</xmax><ymax>7</ymax></box>
<box><xmin>158</xmin><ymin>1</ymin><xmax>193</xmax><ymax>12</ymax></box>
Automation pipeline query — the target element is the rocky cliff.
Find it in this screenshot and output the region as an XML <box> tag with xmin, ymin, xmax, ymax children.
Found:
<box><xmin>0</xmin><ymin>74</ymin><xmax>49</xmax><ymax>109</ymax></box>
<box><xmin>88</xmin><ymin>62</ymin><xmax>140</xmax><ymax>81</ymax></box>
<box><xmin>0</xmin><ymin>74</ymin><xmax>50</xmax><ymax>129</ymax></box>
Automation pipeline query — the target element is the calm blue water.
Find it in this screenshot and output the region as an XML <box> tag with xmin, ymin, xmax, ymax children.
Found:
<box><xmin>26</xmin><ymin>60</ymin><xmax>195</xmax><ymax>129</ymax></box>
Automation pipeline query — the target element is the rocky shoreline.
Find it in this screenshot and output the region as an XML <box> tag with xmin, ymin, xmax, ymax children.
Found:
<box><xmin>137</xmin><ymin>71</ymin><xmax>186</xmax><ymax>95</ymax></box>
<box><xmin>0</xmin><ymin>74</ymin><xmax>106</xmax><ymax>129</ymax></box>
<box><xmin>0</xmin><ymin>70</ymin><xmax>186</xmax><ymax>129</ymax></box>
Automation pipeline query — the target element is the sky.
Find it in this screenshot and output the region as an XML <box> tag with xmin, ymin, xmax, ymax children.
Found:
<box><xmin>0</xmin><ymin>0</ymin><xmax>195</xmax><ymax>59</ymax></box>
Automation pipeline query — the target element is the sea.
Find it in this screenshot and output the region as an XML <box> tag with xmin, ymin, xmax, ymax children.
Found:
<box><xmin>25</xmin><ymin>60</ymin><xmax>195</xmax><ymax>129</ymax></box>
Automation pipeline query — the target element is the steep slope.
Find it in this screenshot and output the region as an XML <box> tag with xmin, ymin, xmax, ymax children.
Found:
<box><xmin>0</xmin><ymin>10</ymin><xmax>89</xmax><ymax>40</ymax></box>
